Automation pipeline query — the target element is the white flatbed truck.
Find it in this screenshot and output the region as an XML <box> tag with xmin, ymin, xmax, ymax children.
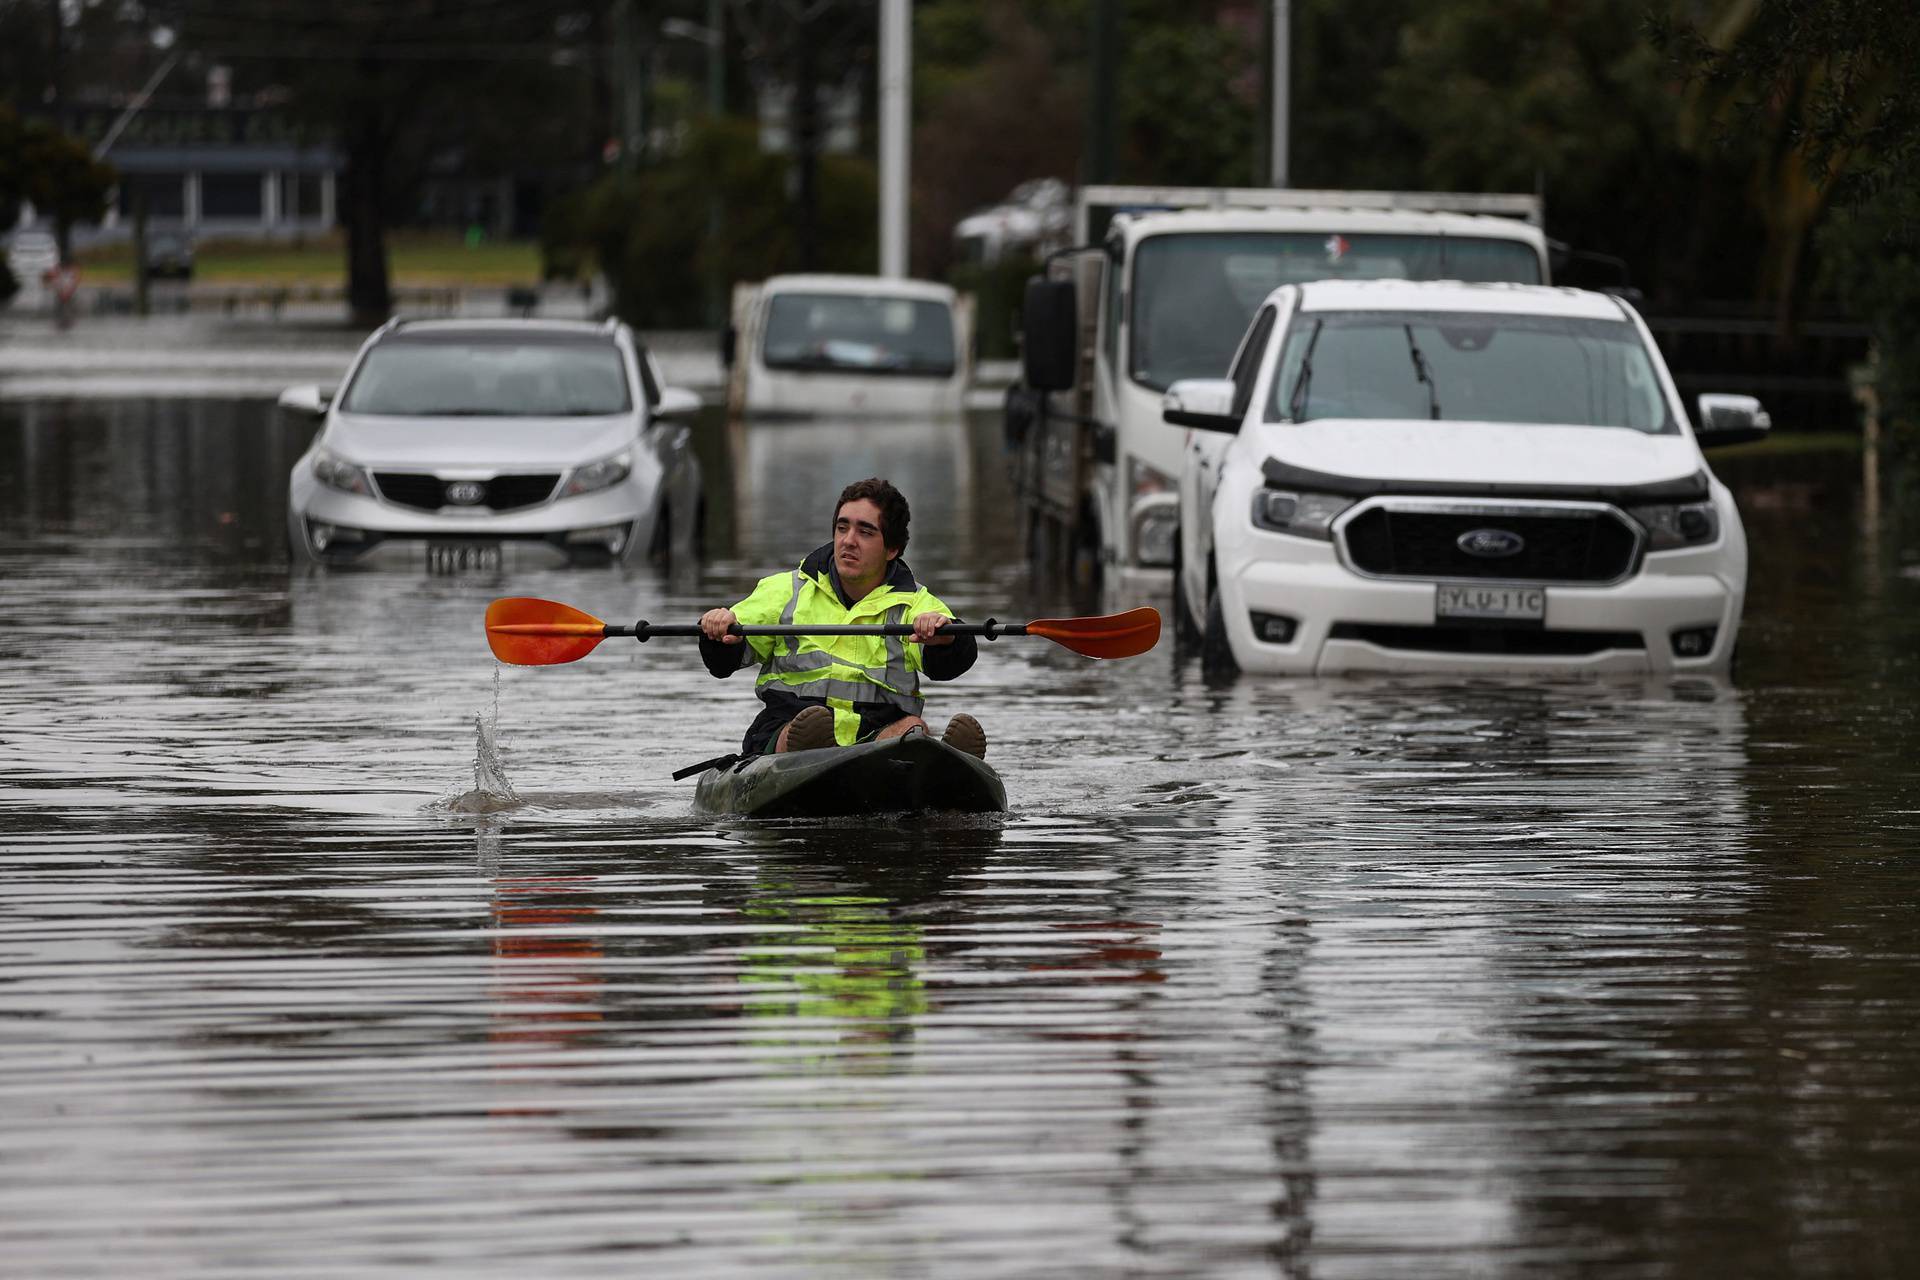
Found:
<box><xmin>1008</xmin><ymin>184</ymin><xmax>1552</xmax><ymax>586</ymax></box>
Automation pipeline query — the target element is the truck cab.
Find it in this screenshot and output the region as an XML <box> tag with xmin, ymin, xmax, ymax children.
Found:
<box><xmin>1010</xmin><ymin>186</ymin><xmax>1551</xmax><ymax>587</ymax></box>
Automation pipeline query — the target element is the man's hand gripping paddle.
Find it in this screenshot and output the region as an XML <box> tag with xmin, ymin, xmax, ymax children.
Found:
<box><xmin>484</xmin><ymin>597</ymin><xmax>1162</xmax><ymax>666</ymax></box>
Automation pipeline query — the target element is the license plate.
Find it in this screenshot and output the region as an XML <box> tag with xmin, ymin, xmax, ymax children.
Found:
<box><xmin>1435</xmin><ymin>583</ymin><xmax>1545</xmax><ymax>622</ymax></box>
<box><xmin>427</xmin><ymin>542</ymin><xmax>502</xmax><ymax>574</ymax></box>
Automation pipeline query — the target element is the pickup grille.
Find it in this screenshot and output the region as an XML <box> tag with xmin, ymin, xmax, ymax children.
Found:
<box><xmin>373</xmin><ymin>472</ymin><xmax>561</xmax><ymax>512</ymax></box>
<box><xmin>1340</xmin><ymin>504</ymin><xmax>1640</xmax><ymax>584</ymax></box>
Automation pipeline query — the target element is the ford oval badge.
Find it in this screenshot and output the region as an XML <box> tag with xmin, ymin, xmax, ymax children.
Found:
<box><xmin>444</xmin><ymin>481</ymin><xmax>487</xmax><ymax>506</ymax></box>
<box><xmin>1457</xmin><ymin>527</ymin><xmax>1525</xmax><ymax>558</ymax></box>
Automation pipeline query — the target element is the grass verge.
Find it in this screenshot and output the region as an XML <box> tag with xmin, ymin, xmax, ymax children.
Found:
<box><xmin>76</xmin><ymin>231</ymin><xmax>546</xmax><ymax>287</ymax></box>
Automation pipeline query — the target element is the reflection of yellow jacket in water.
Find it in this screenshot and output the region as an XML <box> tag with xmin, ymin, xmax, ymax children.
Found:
<box><xmin>699</xmin><ymin>542</ymin><xmax>978</xmax><ymax>753</ymax></box>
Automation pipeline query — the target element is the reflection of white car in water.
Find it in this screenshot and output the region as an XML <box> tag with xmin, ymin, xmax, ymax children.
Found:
<box><xmin>727</xmin><ymin>274</ymin><xmax>972</xmax><ymax>417</ymax></box>
<box><xmin>284</xmin><ymin>319</ymin><xmax>704</xmax><ymax>571</ymax></box>
<box><xmin>726</xmin><ymin>416</ymin><xmax>977</xmax><ymax>568</ymax></box>
<box><xmin>1167</xmin><ymin>280</ymin><xmax>1769</xmax><ymax>675</ymax></box>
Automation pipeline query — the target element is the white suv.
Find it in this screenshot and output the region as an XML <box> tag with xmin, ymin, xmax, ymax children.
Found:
<box><xmin>1166</xmin><ymin>280</ymin><xmax>1768</xmax><ymax>676</ymax></box>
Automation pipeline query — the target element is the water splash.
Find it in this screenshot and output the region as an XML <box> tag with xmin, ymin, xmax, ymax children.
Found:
<box><xmin>446</xmin><ymin>670</ymin><xmax>522</xmax><ymax>813</ymax></box>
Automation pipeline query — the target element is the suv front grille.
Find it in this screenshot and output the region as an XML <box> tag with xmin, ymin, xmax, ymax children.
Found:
<box><xmin>373</xmin><ymin>472</ymin><xmax>561</xmax><ymax>512</ymax></box>
<box><xmin>1340</xmin><ymin>504</ymin><xmax>1640</xmax><ymax>583</ymax></box>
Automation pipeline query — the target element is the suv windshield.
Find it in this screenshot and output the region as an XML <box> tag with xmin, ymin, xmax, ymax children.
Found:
<box><xmin>1128</xmin><ymin>231</ymin><xmax>1543</xmax><ymax>391</ymax></box>
<box><xmin>1268</xmin><ymin>309</ymin><xmax>1676</xmax><ymax>433</ymax></box>
<box><xmin>762</xmin><ymin>292</ymin><xmax>956</xmax><ymax>377</ymax></box>
<box><xmin>340</xmin><ymin>334</ymin><xmax>632</xmax><ymax>416</ymax></box>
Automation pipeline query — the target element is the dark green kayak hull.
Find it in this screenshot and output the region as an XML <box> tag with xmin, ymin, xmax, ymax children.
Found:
<box><xmin>692</xmin><ymin>733</ymin><xmax>1007</xmax><ymax>818</ymax></box>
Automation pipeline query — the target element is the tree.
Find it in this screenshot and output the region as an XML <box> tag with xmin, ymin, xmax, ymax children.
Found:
<box><xmin>1654</xmin><ymin>1</ymin><xmax>1920</xmax><ymax>487</ymax></box>
<box><xmin>157</xmin><ymin>1</ymin><xmax>598</xmax><ymax>325</ymax></box>
<box><xmin>0</xmin><ymin>105</ymin><xmax>115</xmax><ymax>259</ymax></box>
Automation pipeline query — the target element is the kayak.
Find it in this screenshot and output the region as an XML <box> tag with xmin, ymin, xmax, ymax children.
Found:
<box><xmin>691</xmin><ymin>730</ymin><xmax>1007</xmax><ymax>818</ymax></box>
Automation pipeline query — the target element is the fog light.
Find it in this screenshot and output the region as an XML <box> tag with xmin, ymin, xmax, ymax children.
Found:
<box><xmin>564</xmin><ymin>523</ymin><xmax>629</xmax><ymax>554</ymax></box>
<box><xmin>1249</xmin><ymin>611</ymin><xmax>1297</xmax><ymax>644</ymax></box>
<box><xmin>310</xmin><ymin>522</ymin><xmax>334</xmax><ymax>551</ymax></box>
<box><xmin>1670</xmin><ymin>625</ymin><xmax>1718</xmax><ymax>658</ymax></box>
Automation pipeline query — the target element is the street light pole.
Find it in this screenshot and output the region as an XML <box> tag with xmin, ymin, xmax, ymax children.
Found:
<box><xmin>879</xmin><ymin>0</ymin><xmax>909</xmax><ymax>278</ymax></box>
<box><xmin>1270</xmin><ymin>0</ymin><xmax>1290</xmax><ymax>187</ymax></box>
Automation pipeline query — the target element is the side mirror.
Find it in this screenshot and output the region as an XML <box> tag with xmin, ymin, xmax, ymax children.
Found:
<box><xmin>719</xmin><ymin>325</ymin><xmax>736</xmax><ymax>369</ymax></box>
<box><xmin>1694</xmin><ymin>393</ymin><xmax>1771</xmax><ymax>447</ymax></box>
<box><xmin>655</xmin><ymin>386</ymin><xmax>702</xmax><ymax>420</ymax></box>
<box><xmin>1020</xmin><ymin>276</ymin><xmax>1077</xmax><ymax>392</ymax></box>
<box><xmin>1162</xmin><ymin>378</ymin><xmax>1240</xmax><ymax>433</ymax></box>
<box><xmin>277</xmin><ymin>384</ymin><xmax>330</xmax><ymax>418</ymax></box>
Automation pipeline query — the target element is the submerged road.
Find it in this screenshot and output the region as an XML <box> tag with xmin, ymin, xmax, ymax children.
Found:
<box><xmin>1</xmin><ymin>394</ymin><xmax>1917</xmax><ymax>1276</ymax></box>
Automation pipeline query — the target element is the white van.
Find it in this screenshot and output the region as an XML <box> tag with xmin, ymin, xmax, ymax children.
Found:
<box><xmin>726</xmin><ymin>274</ymin><xmax>974</xmax><ymax>418</ymax></box>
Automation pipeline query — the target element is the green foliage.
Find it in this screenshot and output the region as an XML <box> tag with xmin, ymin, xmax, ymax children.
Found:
<box><xmin>1817</xmin><ymin>189</ymin><xmax>1920</xmax><ymax>506</ymax></box>
<box><xmin>1119</xmin><ymin>18</ymin><xmax>1257</xmax><ymax>186</ymax></box>
<box><xmin>559</xmin><ymin>116</ymin><xmax>879</xmax><ymax>329</ymax></box>
<box><xmin>0</xmin><ymin>105</ymin><xmax>114</xmax><ymax>242</ymax></box>
<box><xmin>950</xmin><ymin>256</ymin><xmax>1037</xmax><ymax>359</ymax></box>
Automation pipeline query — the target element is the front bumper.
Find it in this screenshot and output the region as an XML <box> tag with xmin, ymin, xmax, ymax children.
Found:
<box><xmin>1218</xmin><ymin>535</ymin><xmax>1743</xmax><ymax>676</ymax></box>
<box><xmin>288</xmin><ymin>475</ymin><xmax>654</xmax><ymax>568</ymax></box>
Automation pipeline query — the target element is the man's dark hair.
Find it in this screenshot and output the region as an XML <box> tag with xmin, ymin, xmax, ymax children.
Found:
<box><xmin>835</xmin><ymin>477</ymin><xmax>910</xmax><ymax>552</ymax></box>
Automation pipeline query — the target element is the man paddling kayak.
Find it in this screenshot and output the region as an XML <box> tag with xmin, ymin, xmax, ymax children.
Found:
<box><xmin>698</xmin><ymin>477</ymin><xmax>987</xmax><ymax>759</ymax></box>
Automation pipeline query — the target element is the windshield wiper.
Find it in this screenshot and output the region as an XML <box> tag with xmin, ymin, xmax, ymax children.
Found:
<box><xmin>1404</xmin><ymin>324</ymin><xmax>1442</xmax><ymax>420</ymax></box>
<box><xmin>1287</xmin><ymin>320</ymin><xmax>1324</xmax><ymax>422</ymax></box>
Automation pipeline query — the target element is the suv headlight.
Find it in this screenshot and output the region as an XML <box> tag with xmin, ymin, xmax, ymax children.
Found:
<box><xmin>1627</xmin><ymin>501</ymin><xmax>1719</xmax><ymax>550</ymax></box>
<box><xmin>311</xmin><ymin>449</ymin><xmax>372</xmax><ymax>496</ymax></box>
<box><xmin>1250</xmin><ymin>488</ymin><xmax>1354</xmax><ymax>540</ymax></box>
<box><xmin>563</xmin><ymin>450</ymin><xmax>633</xmax><ymax>497</ymax></box>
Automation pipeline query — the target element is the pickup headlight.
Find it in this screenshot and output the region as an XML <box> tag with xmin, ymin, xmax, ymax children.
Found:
<box><xmin>1627</xmin><ymin>501</ymin><xmax>1719</xmax><ymax>550</ymax></box>
<box><xmin>563</xmin><ymin>450</ymin><xmax>633</xmax><ymax>497</ymax></box>
<box><xmin>1250</xmin><ymin>488</ymin><xmax>1354</xmax><ymax>540</ymax></box>
<box><xmin>311</xmin><ymin>449</ymin><xmax>371</xmax><ymax>496</ymax></box>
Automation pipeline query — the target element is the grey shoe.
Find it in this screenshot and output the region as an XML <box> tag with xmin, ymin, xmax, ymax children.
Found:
<box><xmin>943</xmin><ymin>713</ymin><xmax>987</xmax><ymax>759</ymax></box>
<box><xmin>784</xmin><ymin>705</ymin><xmax>836</xmax><ymax>752</ymax></box>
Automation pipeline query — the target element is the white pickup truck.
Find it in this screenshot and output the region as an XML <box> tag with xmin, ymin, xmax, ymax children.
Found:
<box><xmin>1160</xmin><ymin>279</ymin><xmax>1769</xmax><ymax>676</ymax></box>
<box><xmin>1009</xmin><ymin>185</ymin><xmax>1552</xmax><ymax>586</ymax></box>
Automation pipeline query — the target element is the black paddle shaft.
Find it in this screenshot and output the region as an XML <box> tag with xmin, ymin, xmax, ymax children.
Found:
<box><xmin>610</xmin><ymin>620</ymin><xmax>1030</xmax><ymax>642</ymax></box>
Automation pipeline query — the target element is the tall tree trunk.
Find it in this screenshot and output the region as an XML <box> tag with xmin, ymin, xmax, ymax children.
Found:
<box><xmin>343</xmin><ymin>116</ymin><xmax>392</xmax><ymax>326</ymax></box>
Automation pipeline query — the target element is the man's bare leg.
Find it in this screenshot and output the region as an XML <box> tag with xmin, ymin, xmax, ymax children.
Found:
<box><xmin>875</xmin><ymin>715</ymin><xmax>928</xmax><ymax>741</ymax></box>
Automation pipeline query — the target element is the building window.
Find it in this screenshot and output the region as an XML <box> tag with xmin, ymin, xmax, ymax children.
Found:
<box><xmin>202</xmin><ymin>172</ymin><xmax>264</xmax><ymax>219</ymax></box>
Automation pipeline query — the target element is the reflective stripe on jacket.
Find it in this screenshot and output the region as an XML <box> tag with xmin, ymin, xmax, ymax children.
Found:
<box><xmin>729</xmin><ymin>544</ymin><xmax>956</xmax><ymax>746</ymax></box>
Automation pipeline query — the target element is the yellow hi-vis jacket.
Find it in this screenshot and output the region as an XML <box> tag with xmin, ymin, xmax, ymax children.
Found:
<box><xmin>723</xmin><ymin>544</ymin><xmax>960</xmax><ymax>746</ymax></box>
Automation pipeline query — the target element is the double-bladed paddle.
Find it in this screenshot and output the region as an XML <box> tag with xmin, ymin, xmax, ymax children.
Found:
<box><xmin>485</xmin><ymin>597</ymin><xmax>1161</xmax><ymax>666</ymax></box>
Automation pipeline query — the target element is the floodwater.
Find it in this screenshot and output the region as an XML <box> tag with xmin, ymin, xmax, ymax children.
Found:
<box><xmin>2</xmin><ymin>395</ymin><xmax>1919</xmax><ymax>1278</ymax></box>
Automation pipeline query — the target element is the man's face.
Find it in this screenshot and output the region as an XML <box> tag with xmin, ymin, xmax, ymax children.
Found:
<box><xmin>834</xmin><ymin>497</ymin><xmax>896</xmax><ymax>586</ymax></box>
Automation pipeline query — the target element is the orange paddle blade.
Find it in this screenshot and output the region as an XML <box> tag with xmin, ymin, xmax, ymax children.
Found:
<box><xmin>486</xmin><ymin>597</ymin><xmax>610</xmax><ymax>666</ymax></box>
<box><xmin>1025</xmin><ymin>607</ymin><xmax>1161</xmax><ymax>659</ymax></box>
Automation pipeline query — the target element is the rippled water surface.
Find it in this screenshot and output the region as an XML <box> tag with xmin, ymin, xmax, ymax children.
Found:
<box><xmin>3</xmin><ymin>399</ymin><xmax>1919</xmax><ymax>1277</ymax></box>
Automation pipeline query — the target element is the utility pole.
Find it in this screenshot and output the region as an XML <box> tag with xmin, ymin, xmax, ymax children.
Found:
<box><xmin>1085</xmin><ymin>0</ymin><xmax>1118</xmax><ymax>184</ymax></box>
<box><xmin>794</xmin><ymin>7</ymin><xmax>819</xmax><ymax>270</ymax></box>
<box><xmin>613</xmin><ymin>0</ymin><xmax>641</xmax><ymax>171</ymax></box>
<box><xmin>878</xmin><ymin>0</ymin><xmax>909</xmax><ymax>278</ymax></box>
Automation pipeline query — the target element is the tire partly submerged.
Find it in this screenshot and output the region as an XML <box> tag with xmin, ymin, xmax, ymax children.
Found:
<box><xmin>693</xmin><ymin>732</ymin><xmax>1007</xmax><ymax>818</ymax></box>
